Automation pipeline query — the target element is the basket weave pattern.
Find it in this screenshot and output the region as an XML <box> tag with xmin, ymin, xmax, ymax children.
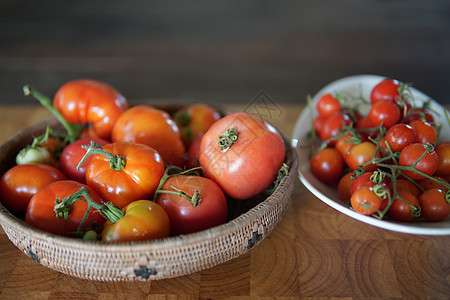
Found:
<box><xmin>0</xmin><ymin>115</ymin><xmax>297</xmax><ymax>281</ymax></box>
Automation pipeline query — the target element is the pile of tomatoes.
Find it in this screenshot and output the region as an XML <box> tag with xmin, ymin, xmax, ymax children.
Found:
<box><xmin>0</xmin><ymin>79</ymin><xmax>287</xmax><ymax>241</ymax></box>
<box><xmin>309</xmin><ymin>78</ymin><xmax>450</xmax><ymax>222</ymax></box>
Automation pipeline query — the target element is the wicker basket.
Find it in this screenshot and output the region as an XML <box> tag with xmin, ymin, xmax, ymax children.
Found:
<box><xmin>0</xmin><ymin>104</ymin><xmax>298</xmax><ymax>281</ymax></box>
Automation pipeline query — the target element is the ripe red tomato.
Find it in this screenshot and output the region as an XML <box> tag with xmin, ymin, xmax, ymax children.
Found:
<box><xmin>186</xmin><ymin>136</ymin><xmax>202</xmax><ymax>170</ymax></box>
<box><xmin>355</xmin><ymin>116</ymin><xmax>378</xmax><ymax>140</ymax></box>
<box><xmin>399</xmin><ymin>143</ymin><xmax>439</xmax><ymax>180</ymax></box>
<box><xmin>199</xmin><ymin>112</ymin><xmax>285</xmax><ymax>200</ymax></box>
<box><xmin>385</xmin><ymin>123</ymin><xmax>416</xmax><ymax>152</ymax></box>
<box><xmin>435</xmin><ymin>142</ymin><xmax>450</xmax><ymax>178</ymax></box>
<box><xmin>316</xmin><ymin>93</ymin><xmax>341</xmax><ymax>117</ymax></box>
<box><xmin>25</xmin><ymin>180</ymin><xmax>105</xmax><ymax>237</ymax></box>
<box><xmin>418</xmin><ymin>176</ymin><xmax>449</xmax><ymax>193</ymax></box>
<box><xmin>111</xmin><ymin>105</ymin><xmax>186</xmax><ymax>167</ymax></box>
<box><xmin>59</xmin><ymin>137</ymin><xmax>108</xmax><ymax>183</ymax></box>
<box><xmin>85</xmin><ymin>142</ymin><xmax>165</xmax><ymax>208</ymax></box>
<box><xmin>390</xmin><ymin>179</ymin><xmax>422</xmax><ymax>199</ymax></box>
<box><xmin>319</xmin><ymin>112</ymin><xmax>352</xmax><ymax>145</ymax></box>
<box><xmin>0</xmin><ymin>164</ymin><xmax>67</xmax><ymax>213</ymax></box>
<box><xmin>409</xmin><ymin>120</ymin><xmax>437</xmax><ymax>145</ymax></box>
<box><xmin>53</xmin><ymin>79</ymin><xmax>128</xmax><ymax>140</ymax></box>
<box><xmin>345</xmin><ymin>141</ymin><xmax>379</xmax><ymax>172</ymax></box>
<box><xmin>370</xmin><ymin>78</ymin><xmax>400</xmax><ymax>104</ymax></box>
<box><xmin>418</xmin><ymin>189</ymin><xmax>449</xmax><ymax>221</ymax></box>
<box><xmin>350</xmin><ymin>186</ymin><xmax>383</xmax><ymax>215</ymax></box>
<box><xmin>313</xmin><ymin>114</ymin><xmax>328</xmax><ymax>135</ymax></box>
<box><xmin>369</xmin><ymin>100</ymin><xmax>401</xmax><ymax>129</ymax></box>
<box><xmin>403</xmin><ymin>107</ymin><xmax>435</xmax><ymax>124</ymax></box>
<box><xmin>101</xmin><ymin>200</ymin><xmax>171</xmax><ymax>242</ymax></box>
<box><xmin>155</xmin><ymin>175</ymin><xmax>228</xmax><ymax>235</ymax></box>
<box><xmin>337</xmin><ymin>171</ymin><xmax>354</xmax><ymax>202</ymax></box>
<box><xmin>173</xmin><ymin>104</ymin><xmax>221</xmax><ymax>147</ymax></box>
<box><xmin>389</xmin><ymin>191</ymin><xmax>420</xmax><ymax>222</ymax></box>
<box><xmin>310</xmin><ymin>148</ymin><xmax>344</xmax><ymax>183</ymax></box>
<box><xmin>335</xmin><ymin>133</ymin><xmax>358</xmax><ymax>161</ymax></box>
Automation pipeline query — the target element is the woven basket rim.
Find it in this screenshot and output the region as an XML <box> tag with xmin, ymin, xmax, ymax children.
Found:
<box><xmin>0</xmin><ymin>113</ymin><xmax>298</xmax><ymax>252</ymax></box>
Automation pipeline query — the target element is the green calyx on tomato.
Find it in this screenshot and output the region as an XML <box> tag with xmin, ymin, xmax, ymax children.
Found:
<box><xmin>53</xmin><ymin>186</ymin><xmax>124</xmax><ymax>237</ymax></box>
<box><xmin>23</xmin><ymin>85</ymin><xmax>82</xmax><ymax>143</ymax></box>
<box><xmin>216</xmin><ymin>126</ymin><xmax>238</xmax><ymax>152</ymax></box>
<box><xmin>153</xmin><ymin>165</ymin><xmax>203</xmax><ymax>207</ymax></box>
<box><xmin>77</xmin><ymin>141</ymin><xmax>126</xmax><ymax>171</ymax></box>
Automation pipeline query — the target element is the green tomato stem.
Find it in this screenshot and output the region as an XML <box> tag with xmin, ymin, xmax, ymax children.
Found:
<box><xmin>23</xmin><ymin>85</ymin><xmax>81</xmax><ymax>143</ymax></box>
<box><xmin>53</xmin><ymin>186</ymin><xmax>124</xmax><ymax>237</ymax></box>
<box><xmin>77</xmin><ymin>141</ymin><xmax>126</xmax><ymax>171</ymax></box>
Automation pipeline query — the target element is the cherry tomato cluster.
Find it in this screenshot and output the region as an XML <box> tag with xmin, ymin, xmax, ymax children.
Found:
<box><xmin>310</xmin><ymin>78</ymin><xmax>450</xmax><ymax>222</ymax></box>
<box><xmin>0</xmin><ymin>79</ymin><xmax>287</xmax><ymax>242</ymax></box>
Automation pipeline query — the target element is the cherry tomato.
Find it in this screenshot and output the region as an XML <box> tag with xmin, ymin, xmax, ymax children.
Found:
<box><xmin>338</xmin><ymin>171</ymin><xmax>354</xmax><ymax>202</ymax></box>
<box><xmin>53</xmin><ymin>79</ymin><xmax>128</xmax><ymax>140</ymax></box>
<box><xmin>155</xmin><ymin>175</ymin><xmax>228</xmax><ymax>235</ymax></box>
<box><xmin>345</xmin><ymin>141</ymin><xmax>379</xmax><ymax>172</ymax></box>
<box><xmin>418</xmin><ymin>189</ymin><xmax>449</xmax><ymax>221</ymax></box>
<box><xmin>389</xmin><ymin>191</ymin><xmax>420</xmax><ymax>222</ymax></box>
<box><xmin>403</xmin><ymin>107</ymin><xmax>435</xmax><ymax>124</ymax></box>
<box><xmin>435</xmin><ymin>142</ymin><xmax>450</xmax><ymax>178</ymax></box>
<box><xmin>385</xmin><ymin>123</ymin><xmax>416</xmax><ymax>152</ymax></box>
<box><xmin>101</xmin><ymin>200</ymin><xmax>171</xmax><ymax>242</ymax></box>
<box><xmin>25</xmin><ymin>180</ymin><xmax>105</xmax><ymax>237</ymax></box>
<box><xmin>369</xmin><ymin>100</ymin><xmax>401</xmax><ymax>129</ymax></box>
<box><xmin>0</xmin><ymin>164</ymin><xmax>67</xmax><ymax>213</ymax></box>
<box><xmin>319</xmin><ymin>112</ymin><xmax>352</xmax><ymax>145</ymax></box>
<box><xmin>313</xmin><ymin>114</ymin><xmax>328</xmax><ymax>135</ymax></box>
<box><xmin>351</xmin><ymin>186</ymin><xmax>383</xmax><ymax>215</ymax></box>
<box><xmin>85</xmin><ymin>142</ymin><xmax>165</xmax><ymax>208</ymax></box>
<box><xmin>316</xmin><ymin>93</ymin><xmax>341</xmax><ymax>117</ymax></box>
<box><xmin>370</xmin><ymin>78</ymin><xmax>400</xmax><ymax>104</ymax></box>
<box><xmin>350</xmin><ymin>171</ymin><xmax>389</xmax><ymax>196</ymax></box>
<box><xmin>199</xmin><ymin>112</ymin><xmax>285</xmax><ymax>200</ymax></box>
<box><xmin>173</xmin><ymin>104</ymin><xmax>221</xmax><ymax>147</ymax></box>
<box><xmin>390</xmin><ymin>179</ymin><xmax>422</xmax><ymax>199</ymax></box>
<box><xmin>335</xmin><ymin>133</ymin><xmax>358</xmax><ymax>161</ymax></box>
<box><xmin>409</xmin><ymin>120</ymin><xmax>437</xmax><ymax>145</ymax></box>
<box><xmin>355</xmin><ymin>116</ymin><xmax>378</xmax><ymax>140</ymax></box>
<box><xmin>399</xmin><ymin>143</ymin><xmax>438</xmax><ymax>180</ymax></box>
<box><xmin>111</xmin><ymin>105</ymin><xmax>186</xmax><ymax>167</ymax></box>
<box><xmin>418</xmin><ymin>176</ymin><xmax>449</xmax><ymax>193</ymax></box>
<box><xmin>310</xmin><ymin>148</ymin><xmax>344</xmax><ymax>183</ymax></box>
<box><xmin>59</xmin><ymin>137</ymin><xmax>108</xmax><ymax>183</ymax></box>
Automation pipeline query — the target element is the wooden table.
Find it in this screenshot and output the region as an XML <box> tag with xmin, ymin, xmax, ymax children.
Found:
<box><xmin>0</xmin><ymin>103</ymin><xmax>448</xmax><ymax>299</ymax></box>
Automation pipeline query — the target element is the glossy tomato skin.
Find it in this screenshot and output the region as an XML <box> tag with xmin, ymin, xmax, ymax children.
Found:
<box><xmin>338</xmin><ymin>171</ymin><xmax>355</xmax><ymax>202</ymax></box>
<box><xmin>418</xmin><ymin>189</ymin><xmax>449</xmax><ymax>222</ymax></box>
<box><xmin>156</xmin><ymin>175</ymin><xmax>228</xmax><ymax>235</ymax></box>
<box><xmin>399</xmin><ymin>143</ymin><xmax>438</xmax><ymax>180</ymax></box>
<box><xmin>0</xmin><ymin>164</ymin><xmax>68</xmax><ymax>213</ymax></box>
<box><xmin>111</xmin><ymin>105</ymin><xmax>186</xmax><ymax>167</ymax></box>
<box><xmin>370</xmin><ymin>78</ymin><xmax>400</xmax><ymax>104</ymax></box>
<box><xmin>350</xmin><ymin>186</ymin><xmax>382</xmax><ymax>215</ymax></box>
<box><xmin>369</xmin><ymin>100</ymin><xmax>401</xmax><ymax>129</ymax></box>
<box><xmin>435</xmin><ymin>142</ymin><xmax>450</xmax><ymax>178</ymax></box>
<box><xmin>101</xmin><ymin>200</ymin><xmax>170</xmax><ymax>242</ymax></box>
<box><xmin>59</xmin><ymin>137</ymin><xmax>108</xmax><ymax>183</ymax></box>
<box><xmin>390</xmin><ymin>179</ymin><xmax>422</xmax><ymax>198</ymax></box>
<box><xmin>85</xmin><ymin>142</ymin><xmax>165</xmax><ymax>208</ymax></box>
<box><xmin>319</xmin><ymin>112</ymin><xmax>352</xmax><ymax>145</ymax></box>
<box><xmin>389</xmin><ymin>191</ymin><xmax>420</xmax><ymax>222</ymax></box>
<box><xmin>310</xmin><ymin>148</ymin><xmax>344</xmax><ymax>183</ymax></box>
<box><xmin>385</xmin><ymin>123</ymin><xmax>416</xmax><ymax>152</ymax></box>
<box><xmin>316</xmin><ymin>93</ymin><xmax>341</xmax><ymax>117</ymax></box>
<box><xmin>25</xmin><ymin>180</ymin><xmax>105</xmax><ymax>237</ymax></box>
<box><xmin>53</xmin><ymin>79</ymin><xmax>128</xmax><ymax>140</ymax></box>
<box><xmin>199</xmin><ymin>112</ymin><xmax>285</xmax><ymax>200</ymax></box>
<box><xmin>173</xmin><ymin>104</ymin><xmax>221</xmax><ymax>147</ymax></box>
<box><xmin>409</xmin><ymin>120</ymin><xmax>437</xmax><ymax>145</ymax></box>
<box><xmin>345</xmin><ymin>141</ymin><xmax>379</xmax><ymax>172</ymax></box>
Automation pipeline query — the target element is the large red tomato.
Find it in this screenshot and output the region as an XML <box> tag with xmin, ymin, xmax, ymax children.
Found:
<box><xmin>25</xmin><ymin>180</ymin><xmax>105</xmax><ymax>237</ymax></box>
<box><xmin>0</xmin><ymin>164</ymin><xmax>67</xmax><ymax>213</ymax></box>
<box><xmin>155</xmin><ymin>175</ymin><xmax>228</xmax><ymax>235</ymax></box>
<box><xmin>84</xmin><ymin>142</ymin><xmax>165</xmax><ymax>208</ymax></box>
<box><xmin>199</xmin><ymin>112</ymin><xmax>285</xmax><ymax>200</ymax></box>
<box><xmin>111</xmin><ymin>105</ymin><xmax>186</xmax><ymax>167</ymax></box>
<box><xmin>53</xmin><ymin>79</ymin><xmax>128</xmax><ymax>140</ymax></box>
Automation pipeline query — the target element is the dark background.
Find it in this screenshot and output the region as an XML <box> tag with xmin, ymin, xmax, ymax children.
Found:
<box><xmin>0</xmin><ymin>0</ymin><xmax>449</xmax><ymax>106</ymax></box>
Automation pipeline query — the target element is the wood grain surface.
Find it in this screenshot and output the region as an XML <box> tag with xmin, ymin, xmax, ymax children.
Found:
<box><xmin>0</xmin><ymin>104</ymin><xmax>448</xmax><ymax>299</ymax></box>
